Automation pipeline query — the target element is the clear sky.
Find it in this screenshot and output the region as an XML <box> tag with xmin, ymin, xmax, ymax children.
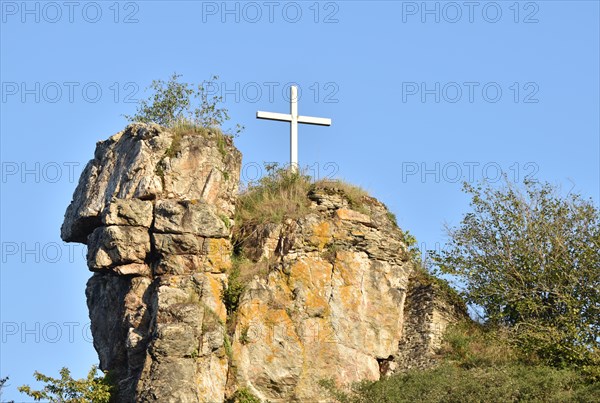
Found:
<box><xmin>1</xmin><ymin>1</ymin><xmax>598</xmax><ymax>400</ymax></box>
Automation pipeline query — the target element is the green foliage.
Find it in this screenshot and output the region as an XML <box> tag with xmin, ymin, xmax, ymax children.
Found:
<box><xmin>322</xmin><ymin>243</ymin><xmax>341</xmax><ymax>263</ymax></box>
<box><xmin>223</xmin><ymin>332</ymin><xmax>234</xmax><ymax>361</ymax></box>
<box><xmin>163</xmin><ymin>129</ymin><xmax>184</xmax><ymax>158</ymax></box>
<box><xmin>226</xmin><ymin>387</ymin><xmax>261</xmax><ymax>403</ymax></box>
<box><xmin>431</xmin><ymin>179</ymin><xmax>600</xmax><ymax>368</ymax></box>
<box><xmin>18</xmin><ymin>366</ymin><xmax>112</xmax><ymax>403</ymax></box>
<box><xmin>239</xmin><ymin>325</ymin><xmax>250</xmax><ymax>345</ymax></box>
<box><xmin>386</xmin><ymin>211</ymin><xmax>398</xmax><ymax>227</ymax></box>
<box><xmin>399</xmin><ymin>229</ymin><xmax>420</xmax><ymax>261</ymax></box>
<box><xmin>321</xmin><ymin>363</ymin><xmax>599</xmax><ymax>403</ymax></box>
<box><xmin>222</xmin><ymin>264</ymin><xmax>245</xmax><ymax>315</ymax></box>
<box><xmin>441</xmin><ymin>321</ymin><xmax>517</xmax><ymax>368</ymax></box>
<box><xmin>216</xmin><ymin>132</ymin><xmax>228</xmax><ymax>157</ymax></box>
<box><xmin>219</xmin><ymin>168</ymin><xmax>230</xmax><ymax>182</ymax></box>
<box><xmin>123</xmin><ymin>73</ymin><xmax>243</xmax><ymax>136</ymax></box>
<box><xmin>400</xmin><ymin>230</ymin><xmax>417</xmax><ymax>249</ymax></box>
<box><xmin>219</xmin><ymin>214</ymin><xmax>232</xmax><ymax>230</ymax></box>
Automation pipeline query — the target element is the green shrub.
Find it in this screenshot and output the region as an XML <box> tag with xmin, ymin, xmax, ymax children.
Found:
<box><xmin>239</xmin><ymin>325</ymin><xmax>250</xmax><ymax>345</ymax></box>
<box><xmin>223</xmin><ymin>332</ymin><xmax>234</xmax><ymax>361</ymax></box>
<box><xmin>222</xmin><ymin>264</ymin><xmax>245</xmax><ymax>315</ymax></box>
<box><xmin>124</xmin><ymin>73</ymin><xmax>243</xmax><ymax>136</ymax></box>
<box><xmin>441</xmin><ymin>321</ymin><xmax>516</xmax><ymax>369</ymax></box>
<box><xmin>431</xmin><ymin>179</ymin><xmax>600</xmax><ymax>367</ymax></box>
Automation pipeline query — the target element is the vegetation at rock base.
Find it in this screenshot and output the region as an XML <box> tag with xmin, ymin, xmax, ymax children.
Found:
<box><xmin>320</xmin><ymin>321</ymin><xmax>600</xmax><ymax>403</ymax></box>
<box><xmin>17</xmin><ymin>366</ymin><xmax>113</xmax><ymax>403</ymax></box>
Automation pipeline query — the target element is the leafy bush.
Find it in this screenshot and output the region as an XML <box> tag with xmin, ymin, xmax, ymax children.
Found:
<box><xmin>18</xmin><ymin>366</ymin><xmax>112</xmax><ymax>403</ymax></box>
<box><xmin>124</xmin><ymin>73</ymin><xmax>243</xmax><ymax>136</ymax></box>
<box><xmin>431</xmin><ymin>179</ymin><xmax>600</xmax><ymax>367</ymax></box>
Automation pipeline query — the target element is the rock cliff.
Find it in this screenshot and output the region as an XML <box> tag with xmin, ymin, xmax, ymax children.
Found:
<box><xmin>61</xmin><ymin>124</ymin><xmax>465</xmax><ymax>402</ymax></box>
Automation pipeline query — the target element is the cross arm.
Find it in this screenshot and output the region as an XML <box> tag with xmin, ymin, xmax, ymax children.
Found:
<box><xmin>298</xmin><ymin>115</ymin><xmax>332</xmax><ymax>126</ymax></box>
<box><xmin>256</xmin><ymin>111</ymin><xmax>292</xmax><ymax>122</ymax></box>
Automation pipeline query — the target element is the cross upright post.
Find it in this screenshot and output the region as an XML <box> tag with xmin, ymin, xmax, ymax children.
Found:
<box><xmin>290</xmin><ymin>85</ymin><xmax>299</xmax><ymax>170</ymax></box>
<box><xmin>257</xmin><ymin>85</ymin><xmax>331</xmax><ymax>172</ymax></box>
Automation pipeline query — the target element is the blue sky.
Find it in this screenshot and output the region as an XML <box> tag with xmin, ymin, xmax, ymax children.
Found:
<box><xmin>1</xmin><ymin>1</ymin><xmax>599</xmax><ymax>400</ymax></box>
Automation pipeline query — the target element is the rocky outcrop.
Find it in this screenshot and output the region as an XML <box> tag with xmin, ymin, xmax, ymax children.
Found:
<box><xmin>61</xmin><ymin>123</ymin><xmax>465</xmax><ymax>402</ymax></box>
<box><xmin>228</xmin><ymin>189</ymin><xmax>413</xmax><ymax>401</ymax></box>
<box><xmin>63</xmin><ymin>124</ymin><xmax>241</xmax><ymax>402</ymax></box>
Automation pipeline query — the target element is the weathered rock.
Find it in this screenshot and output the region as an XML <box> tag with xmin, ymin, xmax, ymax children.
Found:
<box><xmin>63</xmin><ymin>124</ymin><xmax>240</xmax><ymax>402</ymax></box>
<box><xmin>62</xmin><ymin>123</ymin><xmax>464</xmax><ymax>403</ymax></box>
<box><xmin>153</xmin><ymin>233</ymin><xmax>204</xmax><ymax>256</ymax></box>
<box><xmin>394</xmin><ymin>272</ymin><xmax>468</xmax><ymax>372</ymax></box>
<box><xmin>114</xmin><ymin>263</ymin><xmax>152</xmax><ymax>277</ymax></box>
<box><xmin>103</xmin><ymin>199</ymin><xmax>154</xmax><ymax>227</ymax></box>
<box><xmin>62</xmin><ymin>124</ymin><xmax>170</xmax><ymax>243</ymax></box>
<box><xmin>229</xmin><ymin>197</ymin><xmax>411</xmax><ymax>402</ymax></box>
<box><xmin>86</xmin><ymin>226</ymin><xmax>151</xmax><ymax>270</ymax></box>
<box><xmin>61</xmin><ymin>123</ymin><xmax>240</xmax><ymax>243</ymax></box>
<box><xmin>86</xmin><ymin>273</ymin><xmax>153</xmax><ymax>402</ymax></box>
<box><xmin>154</xmin><ymin>199</ymin><xmax>228</xmax><ymax>237</ymax></box>
<box><xmin>335</xmin><ymin>207</ymin><xmax>372</xmax><ymax>225</ymax></box>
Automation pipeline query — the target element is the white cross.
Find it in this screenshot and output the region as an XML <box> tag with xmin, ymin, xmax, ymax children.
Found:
<box><xmin>257</xmin><ymin>85</ymin><xmax>331</xmax><ymax>171</ymax></box>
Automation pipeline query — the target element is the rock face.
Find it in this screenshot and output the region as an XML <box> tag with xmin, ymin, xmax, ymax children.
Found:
<box><xmin>394</xmin><ymin>272</ymin><xmax>469</xmax><ymax>371</ymax></box>
<box><xmin>61</xmin><ymin>124</ymin><xmax>465</xmax><ymax>402</ymax></box>
<box><xmin>63</xmin><ymin>124</ymin><xmax>240</xmax><ymax>402</ymax></box>
<box><xmin>228</xmin><ymin>192</ymin><xmax>412</xmax><ymax>402</ymax></box>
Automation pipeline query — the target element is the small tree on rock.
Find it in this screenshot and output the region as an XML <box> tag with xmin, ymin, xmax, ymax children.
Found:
<box><xmin>124</xmin><ymin>73</ymin><xmax>243</xmax><ymax>136</ymax></box>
